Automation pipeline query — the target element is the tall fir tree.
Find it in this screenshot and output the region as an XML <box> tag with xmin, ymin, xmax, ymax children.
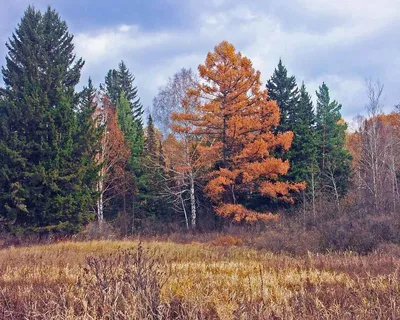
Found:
<box><xmin>315</xmin><ymin>83</ymin><xmax>352</xmax><ymax>198</ymax></box>
<box><xmin>76</xmin><ymin>78</ymin><xmax>102</xmax><ymax>210</ymax></box>
<box><xmin>118</xmin><ymin>61</ymin><xmax>144</xmax><ymax>125</ymax></box>
<box><xmin>287</xmin><ymin>82</ymin><xmax>317</xmax><ymax>184</ymax></box>
<box><xmin>104</xmin><ymin>61</ymin><xmax>144</xmax><ymax>126</ymax></box>
<box><xmin>140</xmin><ymin>114</ymin><xmax>162</xmax><ymax>218</ymax></box>
<box><xmin>266</xmin><ymin>60</ymin><xmax>317</xmax><ymax>201</ymax></box>
<box><xmin>0</xmin><ymin>7</ymin><xmax>95</xmax><ymax>233</ymax></box>
<box><xmin>145</xmin><ymin>115</ymin><xmax>157</xmax><ymax>159</ymax></box>
<box><xmin>104</xmin><ymin>69</ymin><xmax>120</xmax><ymax>105</ymax></box>
<box><xmin>115</xmin><ymin>91</ymin><xmax>136</xmax><ymax>217</ymax></box>
<box><xmin>266</xmin><ymin>59</ymin><xmax>299</xmax><ymax>133</ymax></box>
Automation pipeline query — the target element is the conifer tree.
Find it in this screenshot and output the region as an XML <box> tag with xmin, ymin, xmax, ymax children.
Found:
<box><xmin>315</xmin><ymin>83</ymin><xmax>352</xmax><ymax>200</ymax></box>
<box><xmin>104</xmin><ymin>63</ymin><xmax>146</xmax><ymax>230</ymax></box>
<box><xmin>266</xmin><ymin>59</ymin><xmax>299</xmax><ymax>133</ymax></box>
<box><xmin>104</xmin><ymin>61</ymin><xmax>144</xmax><ymax>126</ymax></box>
<box><xmin>118</xmin><ymin>61</ymin><xmax>144</xmax><ymax>125</ymax></box>
<box><xmin>145</xmin><ymin>115</ymin><xmax>157</xmax><ymax>159</ymax></box>
<box><xmin>174</xmin><ymin>41</ymin><xmax>305</xmax><ymax>222</ymax></box>
<box><xmin>0</xmin><ymin>7</ymin><xmax>94</xmax><ymax>233</ymax></box>
<box><xmin>76</xmin><ymin>78</ymin><xmax>103</xmax><ymax>212</ymax></box>
<box><xmin>104</xmin><ymin>69</ymin><xmax>120</xmax><ymax>105</ymax></box>
<box><xmin>116</xmin><ymin>92</ymin><xmax>136</xmax><ymax>146</ymax></box>
<box><xmin>266</xmin><ymin>61</ymin><xmax>316</xmax><ymax>199</ymax></box>
<box><xmin>140</xmin><ymin>115</ymin><xmax>163</xmax><ymax>217</ymax></box>
<box><xmin>287</xmin><ymin>82</ymin><xmax>317</xmax><ymax>184</ymax></box>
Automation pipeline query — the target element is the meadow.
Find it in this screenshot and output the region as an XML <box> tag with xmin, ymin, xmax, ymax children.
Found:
<box><xmin>0</xmin><ymin>238</ymin><xmax>399</xmax><ymax>319</ymax></box>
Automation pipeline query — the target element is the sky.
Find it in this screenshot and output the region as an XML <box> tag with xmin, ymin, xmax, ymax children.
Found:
<box><xmin>1</xmin><ymin>0</ymin><xmax>400</xmax><ymax>126</ymax></box>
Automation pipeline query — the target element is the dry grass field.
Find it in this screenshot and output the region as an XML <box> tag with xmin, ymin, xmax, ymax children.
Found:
<box><xmin>0</xmin><ymin>238</ymin><xmax>399</xmax><ymax>319</ymax></box>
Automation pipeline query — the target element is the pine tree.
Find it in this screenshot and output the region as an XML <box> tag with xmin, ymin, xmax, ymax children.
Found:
<box><xmin>145</xmin><ymin>115</ymin><xmax>157</xmax><ymax>159</ymax></box>
<box><xmin>116</xmin><ymin>91</ymin><xmax>135</xmax><ymax>147</ymax></box>
<box><xmin>140</xmin><ymin>114</ymin><xmax>162</xmax><ymax>218</ymax></box>
<box><xmin>265</xmin><ymin>61</ymin><xmax>318</xmax><ymax>209</ymax></box>
<box><xmin>0</xmin><ymin>7</ymin><xmax>93</xmax><ymax>233</ymax></box>
<box><xmin>104</xmin><ymin>69</ymin><xmax>120</xmax><ymax>105</ymax></box>
<box><xmin>116</xmin><ymin>90</ymin><xmax>144</xmax><ymax>166</ymax></box>
<box><xmin>266</xmin><ymin>59</ymin><xmax>299</xmax><ymax>133</ymax></box>
<box><xmin>76</xmin><ymin>78</ymin><xmax>102</xmax><ymax>210</ymax></box>
<box><xmin>287</xmin><ymin>82</ymin><xmax>317</xmax><ymax>184</ymax></box>
<box><xmin>118</xmin><ymin>61</ymin><xmax>144</xmax><ymax>125</ymax></box>
<box><xmin>104</xmin><ymin>61</ymin><xmax>144</xmax><ymax>127</ymax></box>
<box><xmin>315</xmin><ymin>83</ymin><xmax>352</xmax><ymax>200</ymax></box>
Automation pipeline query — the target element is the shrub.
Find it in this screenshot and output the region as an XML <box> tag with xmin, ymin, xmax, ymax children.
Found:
<box><xmin>210</xmin><ymin>235</ymin><xmax>243</xmax><ymax>246</ymax></box>
<box><xmin>318</xmin><ymin>215</ymin><xmax>400</xmax><ymax>253</ymax></box>
<box><xmin>79</xmin><ymin>242</ymin><xmax>167</xmax><ymax>318</ymax></box>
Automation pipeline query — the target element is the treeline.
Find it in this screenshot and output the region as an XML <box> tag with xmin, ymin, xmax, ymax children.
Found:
<box><xmin>0</xmin><ymin>7</ymin><xmax>399</xmax><ymax>237</ymax></box>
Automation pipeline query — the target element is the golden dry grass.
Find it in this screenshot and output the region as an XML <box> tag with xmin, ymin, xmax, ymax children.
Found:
<box><xmin>0</xmin><ymin>239</ymin><xmax>399</xmax><ymax>319</ymax></box>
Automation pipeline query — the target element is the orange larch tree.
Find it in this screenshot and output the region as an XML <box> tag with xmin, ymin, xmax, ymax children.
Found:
<box><xmin>173</xmin><ymin>41</ymin><xmax>305</xmax><ymax>223</ymax></box>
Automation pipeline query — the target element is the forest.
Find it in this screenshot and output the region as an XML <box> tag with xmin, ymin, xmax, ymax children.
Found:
<box><xmin>0</xmin><ymin>6</ymin><xmax>399</xmax><ymax>253</ymax></box>
<box><xmin>1</xmin><ymin>6</ymin><xmax>400</xmax><ymax>320</ymax></box>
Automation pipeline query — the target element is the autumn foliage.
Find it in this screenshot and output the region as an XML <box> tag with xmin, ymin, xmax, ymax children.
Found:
<box><xmin>173</xmin><ymin>41</ymin><xmax>305</xmax><ymax>222</ymax></box>
<box><xmin>347</xmin><ymin>111</ymin><xmax>400</xmax><ymax>214</ymax></box>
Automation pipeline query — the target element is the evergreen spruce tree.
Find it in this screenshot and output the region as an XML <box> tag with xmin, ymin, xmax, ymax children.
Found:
<box><xmin>315</xmin><ymin>83</ymin><xmax>352</xmax><ymax>198</ymax></box>
<box><xmin>145</xmin><ymin>115</ymin><xmax>157</xmax><ymax>158</ymax></box>
<box><xmin>76</xmin><ymin>78</ymin><xmax>102</xmax><ymax>210</ymax></box>
<box><xmin>118</xmin><ymin>61</ymin><xmax>144</xmax><ymax>125</ymax></box>
<box><xmin>140</xmin><ymin>115</ymin><xmax>161</xmax><ymax>218</ymax></box>
<box><xmin>104</xmin><ymin>69</ymin><xmax>120</xmax><ymax>105</ymax></box>
<box><xmin>0</xmin><ymin>7</ymin><xmax>95</xmax><ymax>233</ymax></box>
<box><xmin>266</xmin><ymin>59</ymin><xmax>299</xmax><ymax>133</ymax></box>
<box><xmin>266</xmin><ymin>60</ymin><xmax>317</xmax><ymax>193</ymax></box>
<box><xmin>116</xmin><ymin>91</ymin><xmax>136</xmax><ymax>146</ymax></box>
<box><xmin>287</xmin><ymin>82</ymin><xmax>317</xmax><ymax>184</ymax></box>
<box><xmin>115</xmin><ymin>91</ymin><xmax>136</xmax><ymax>215</ymax></box>
<box><xmin>104</xmin><ymin>61</ymin><xmax>144</xmax><ymax>126</ymax></box>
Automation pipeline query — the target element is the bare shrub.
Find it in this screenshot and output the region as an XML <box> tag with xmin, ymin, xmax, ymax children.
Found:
<box><xmin>74</xmin><ymin>221</ymin><xmax>118</xmax><ymax>241</ymax></box>
<box><xmin>210</xmin><ymin>235</ymin><xmax>243</xmax><ymax>246</ymax></box>
<box><xmin>77</xmin><ymin>242</ymin><xmax>167</xmax><ymax>319</ymax></box>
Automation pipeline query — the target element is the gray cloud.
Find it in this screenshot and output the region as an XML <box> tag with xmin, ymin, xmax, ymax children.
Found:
<box><xmin>1</xmin><ymin>0</ymin><xmax>399</xmax><ymax>123</ymax></box>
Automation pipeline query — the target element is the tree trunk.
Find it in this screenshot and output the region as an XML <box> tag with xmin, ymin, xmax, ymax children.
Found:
<box><xmin>131</xmin><ymin>194</ymin><xmax>135</xmax><ymax>234</ymax></box>
<box><xmin>189</xmin><ymin>174</ymin><xmax>196</xmax><ymax>229</ymax></box>
<box><xmin>310</xmin><ymin>164</ymin><xmax>317</xmax><ymax>221</ymax></box>
<box><xmin>180</xmin><ymin>193</ymin><xmax>189</xmax><ymax>231</ymax></box>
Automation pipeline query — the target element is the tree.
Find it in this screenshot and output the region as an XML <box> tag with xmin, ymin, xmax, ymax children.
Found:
<box><xmin>266</xmin><ymin>59</ymin><xmax>299</xmax><ymax>134</ymax></box>
<box><xmin>104</xmin><ymin>69</ymin><xmax>120</xmax><ymax>105</ymax></box>
<box><xmin>152</xmin><ymin>68</ymin><xmax>202</xmax><ymax>229</ymax></box>
<box><xmin>136</xmin><ymin>115</ymin><xmax>166</xmax><ymax>220</ymax></box>
<box><xmin>76</xmin><ymin>78</ymin><xmax>103</xmax><ymax>213</ymax></box>
<box><xmin>265</xmin><ymin>61</ymin><xmax>316</xmax><ymax>202</ymax></box>
<box><xmin>145</xmin><ymin>115</ymin><xmax>157</xmax><ymax>159</ymax></box>
<box><xmin>118</xmin><ymin>61</ymin><xmax>144</xmax><ymax>125</ymax></box>
<box><xmin>95</xmin><ymin>95</ymin><xmax>130</xmax><ymax>222</ymax></box>
<box><xmin>287</xmin><ymin>82</ymin><xmax>316</xmax><ymax>184</ymax></box>
<box><xmin>349</xmin><ymin>80</ymin><xmax>400</xmax><ymax>214</ymax></box>
<box><xmin>104</xmin><ymin>61</ymin><xmax>144</xmax><ymax>126</ymax></box>
<box><xmin>315</xmin><ymin>83</ymin><xmax>352</xmax><ymax>206</ymax></box>
<box><xmin>103</xmin><ymin>62</ymin><xmax>145</xmax><ymax>232</ymax></box>
<box><xmin>0</xmin><ymin>6</ymin><xmax>93</xmax><ymax>233</ymax></box>
<box><xmin>115</xmin><ymin>91</ymin><xmax>140</xmax><ymax>228</ymax></box>
<box><xmin>173</xmin><ymin>41</ymin><xmax>305</xmax><ymax>223</ymax></box>
<box><xmin>153</xmin><ymin>68</ymin><xmax>198</xmax><ymax>135</ymax></box>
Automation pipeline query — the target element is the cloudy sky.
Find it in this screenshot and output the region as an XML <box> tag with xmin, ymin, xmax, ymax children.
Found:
<box><xmin>1</xmin><ymin>0</ymin><xmax>400</xmax><ymax>124</ymax></box>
